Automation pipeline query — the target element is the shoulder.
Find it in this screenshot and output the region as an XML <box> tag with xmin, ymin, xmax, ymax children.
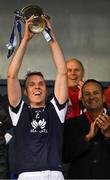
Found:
<box><xmin>9</xmin><ymin>100</ymin><xmax>25</xmax><ymax>114</ymax></box>
<box><xmin>64</xmin><ymin>113</ymin><xmax>86</xmax><ymax>127</ymax></box>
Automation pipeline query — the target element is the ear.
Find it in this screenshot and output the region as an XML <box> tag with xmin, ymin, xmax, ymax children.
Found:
<box><xmin>82</xmin><ymin>98</ymin><xmax>84</xmax><ymax>106</ymax></box>
<box><xmin>24</xmin><ymin>88</ymin><xmax>27</xmax><ymax>96</ymax></box>
<box><xmin>103</xmin><ymin>94</ymin><xmax>105</xmax><ymax>103</ymax></box>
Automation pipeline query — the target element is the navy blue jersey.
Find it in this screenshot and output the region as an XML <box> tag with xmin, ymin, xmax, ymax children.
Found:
<box><xmin>9</xmin><ymin>97</ymin><xmax>67</xmax><ymax>175</ymax></box>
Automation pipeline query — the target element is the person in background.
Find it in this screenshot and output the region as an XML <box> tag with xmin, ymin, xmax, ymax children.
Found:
<box><xmin>65</xmin><ymin>58</ymin><xmax>85</xmax><ymax>120</ymax></box>
<box><xmin>63</xmin><ymin>58</ymin><xmax>85</xmax><ymax>178</ymax></box>
<box><xmin>0</xmin><ymin>94</ymin><xmax>12</xmax><ymax>179</ymax></box>
<box><xmin>104</xmin><ymin>86</ymin><xmax>110</xmax><ymax>109</ymax></box>
<box><xmin>7</xmin><ymin>14</ymin><xmax>68</xmax><ymax>180</ymax></box>
<box><xmin>63</xmin><ymin>79</ymin><xmax>110</xmax><ymax>179</ymax></box>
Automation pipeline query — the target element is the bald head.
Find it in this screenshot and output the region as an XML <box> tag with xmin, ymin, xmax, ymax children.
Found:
<box><xmin>66</xmin><ymin>58</ymin><xmax>85</xmax><ymax>87</ymax></box>
<box><xmin>66</xmin><ymin>58</ymin><xmax>84</xmax><ymax>72</ymax></box>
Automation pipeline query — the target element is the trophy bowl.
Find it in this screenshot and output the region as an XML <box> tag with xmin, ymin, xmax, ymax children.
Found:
<box><xmin>20</xmin><ymin>5</ymin><xmax>46</xmax><ymax>33</ymax></box>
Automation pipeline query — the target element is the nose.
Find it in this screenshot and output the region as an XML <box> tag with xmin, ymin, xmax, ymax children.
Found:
<box><xmin>69</xmin><ymin>70</ymin><xmax>76</xmax><ymax>76</ymax></box>
<box><xmin>35</xmin><ymin>84</ymin><xmax>40</xmax><ymax>89</ymax></box>
<box><xmin>88</xmin><ymin>93</ymin><xmax>95</xmax><ymax>99</ymax></box>
<box><xmin>71</xmin><ymin>69</ymin><xmax>75</xmax><ymax>74</ymax></box>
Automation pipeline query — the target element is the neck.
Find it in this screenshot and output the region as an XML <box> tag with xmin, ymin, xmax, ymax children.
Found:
<box><xmin>29</xmin><ymin>102</ymin><xmax>45</xmax><ymax>108</ymax></box>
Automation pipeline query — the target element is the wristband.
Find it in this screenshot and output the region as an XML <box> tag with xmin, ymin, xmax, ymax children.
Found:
<box><xmin>42</xmin><ymin>26</ymin><xmax>52</xmax><ymax>42</ymax></box>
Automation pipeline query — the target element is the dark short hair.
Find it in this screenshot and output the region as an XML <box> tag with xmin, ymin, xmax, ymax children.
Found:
<box><xmin>24</xmin><ymin>71</ymin><xmax>45</xmax><ymax>87</ymax></box>
<box><xmin>82</xmin><ymin>79</ymin><xmax>104</xmax><ymax>95</ymax></box>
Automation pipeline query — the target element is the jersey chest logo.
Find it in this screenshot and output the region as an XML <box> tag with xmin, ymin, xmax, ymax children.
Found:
<box><xmin>30</xmin><ymin>109</ymin><xmax>48</xmax><ymax>134</ymax></box>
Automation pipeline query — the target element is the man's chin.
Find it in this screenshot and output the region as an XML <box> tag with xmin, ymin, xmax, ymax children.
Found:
<box><xmin>87</xmin><ymin>106</ymin><xmax>99</xmax><ymax>111</ymax></box>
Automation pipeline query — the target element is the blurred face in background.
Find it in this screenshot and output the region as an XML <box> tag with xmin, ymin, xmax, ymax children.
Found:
<box><xmin>66</xmin><ymin>59</ymin><xmax>84</xmax><ymax>88</ymax></box>
<box><xmin>82</xmin><ymin>81</ymin><xmax>105</xmax><ymax>112</ymax></box>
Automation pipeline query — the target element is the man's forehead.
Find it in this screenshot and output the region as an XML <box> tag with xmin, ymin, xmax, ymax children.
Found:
<box><xmin>67</xmin><ymin>60</ymin><xmax>83</xmax><ymax>69</ymax></box>
<box><xmin>27</xmin><ymin>75</ymin><xmax>45</xmax><ymax>83</ymax></box>
<box><xmin>83</xmin><ymin>82</ymin><xmax>102</xmax><ymax>91</ymax></box>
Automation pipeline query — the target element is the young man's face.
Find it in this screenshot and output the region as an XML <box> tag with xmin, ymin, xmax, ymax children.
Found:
<box><xmin>82</xmin><ymin>82</ymin><xmax>105</xmax><ymax>111</ymax></box>
<box><xmin>25</xmin><ymin>75</ymin><xmax>47</xmax><ymax>108</ymax></box>
<box><xmin>67</xmin><ymin>60</ymin><xmax>84</xmax><ymax>88</ymax></box>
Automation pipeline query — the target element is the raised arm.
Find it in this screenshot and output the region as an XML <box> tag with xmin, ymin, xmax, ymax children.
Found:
<box><xmin>44</xmin><ymin>17</ymin><xmax>68</xmax><ymax>104</ymax></box>
<box><xmin>7</xmin><ymin>16</ymin><xmax>34</xmax><ymax>107</ymax></box>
